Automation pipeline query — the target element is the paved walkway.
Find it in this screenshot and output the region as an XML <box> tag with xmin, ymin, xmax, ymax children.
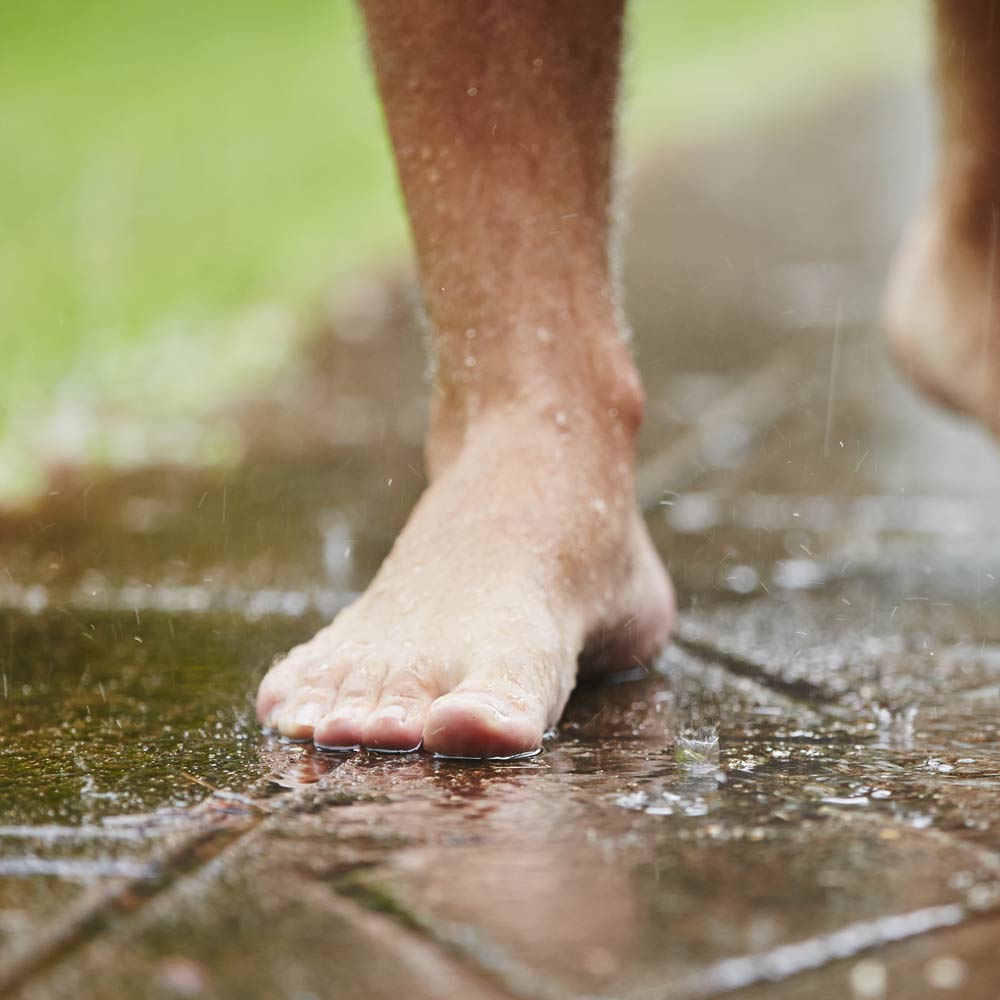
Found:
<box><xmin>1</xmin><ymin>82</ymin><xmax>999</xmax><ymax>999</ymax></box>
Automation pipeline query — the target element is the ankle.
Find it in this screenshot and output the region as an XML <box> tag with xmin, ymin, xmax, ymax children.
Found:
<box><xmin>432</xmin><ymin>322</ymin><xmax>641</xmax><ymax>430</ymax></box>
<box><xmin>435</xmin><ymin>311</ymin><xmax>643</xmax><ymax>415</ymax></box>
<box><xmin>425</xmin><ymin>352</ymin><xmax>643</xmax><ymax>481</ymax></box>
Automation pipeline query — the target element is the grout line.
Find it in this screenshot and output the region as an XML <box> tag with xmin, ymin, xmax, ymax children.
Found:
<box><xmin>312</xmin><ymin>881</ymin><xmax>525</xmax><ymax>1000</ymax></box>
<box><xmin>637</xmin><ymin>344</ymin><xmax>806</xmax><ymax>512</ymax></box>
<box><xmin>676</xmin><ymin>904</ymin><xmax>993</xmax><ymax>998</ymax></box>
<box><xmin>0</xmin><ymin>811</ymin><xmax>262</xmax><ymax>996</ymax></box>
<box><xmin>328</xmin><ymin>869</ymin><xmax>563</xmax><ymax>1000</ymax></box>
<box><xmin>672</xmin><ymin>628</ymin><xmax>835</xmax><ymax>707</ymax></box>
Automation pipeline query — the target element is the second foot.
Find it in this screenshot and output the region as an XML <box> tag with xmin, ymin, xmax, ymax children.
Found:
<box><xmin>884</xmin><ymin>180</ymin><xmax>1000</xmax><ymax>435</ymax></box>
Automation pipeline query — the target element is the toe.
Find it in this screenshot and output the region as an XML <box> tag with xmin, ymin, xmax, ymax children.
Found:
<box><xmin>423</xmin><ymin>690</ymin><xmax>546</xmax><ymax>759</ymax></box>
<box><xmin>362</xmin><ymin>669</ymin><xmax>439</xmax><ymax>751</ymax></box>
<box><xmin>275</xmin><ymin>687</ymin><xmax>338</xmax><ymax>741</ymax></box>
<box><xmin>313</xmin><ymin>665</ymin><xmax>386</xmax><ymax>750</ymax></box>
<box><xmin>256</xmin><ymin>656</ymin><xmax>303</xmax><ymax>726</ymax></box>
<box><xmin>257</xmin><ymin>634</ymin><xmax>341</xmax><ymax>727</ymax></box>
<box><xmin>361</xmin><ymin>702</ymin><xmax>427</xmax><ymax>751</ymax></box>
<box><xmin>423</xmin><ymin>648</ymin><xmax>572</xmax><ymax>759</ymax></box>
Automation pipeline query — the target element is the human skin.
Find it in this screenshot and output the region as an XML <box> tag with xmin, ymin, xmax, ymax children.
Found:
<box><xmin>256</xmin><ymin>0</ymin><xmax>674</xmax><ymax>758</ymax></box>
<box><xmin>883</xmin><ymin>0</ymin><xmax>1000</xmax><ymax>434</ymax></box>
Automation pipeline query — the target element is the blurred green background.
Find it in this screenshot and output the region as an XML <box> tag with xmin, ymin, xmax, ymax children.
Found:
<box><xmin>0</xmin><ymin>0</ymin><xmax>923</xmax><ymax>500</ymax></box>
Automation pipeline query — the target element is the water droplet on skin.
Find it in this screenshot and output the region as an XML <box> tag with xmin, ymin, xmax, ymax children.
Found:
<box><xmin>466</xmin><ymin>86</ymin><xmax>478</xmax><ymax>97</ymax></box>
<box><xmin>590</xmin><ymin>498</ymin><xmax>607</xmax><ymax>516</ymax></box>
<box><xmin>536</xmin><ymin>327</ymin><xmax>552</xmax><ymax>343</ymax></box>
<box><xmin>465</xmin><ymin>327</ymin><xmax>477</xmax><ymax>339</ymax></box>
<box><xmin>464</xmin><ymin>355</ymin><xmax>477</xmax><ymax>368</ymax></box>
<box><xmin>554</xmin><ymin>410</ymin><xmax>567</xmax><ymax>428</ymax></box>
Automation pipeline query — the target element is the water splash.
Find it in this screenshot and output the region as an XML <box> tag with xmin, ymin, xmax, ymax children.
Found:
<box><xmin>872</xmin><ymin>703</ymin><xmax>917</xmax><ymax>748</ymax></box>
<box><xmin>675</xmin><ymin>727</ymin><xmax>720</xmax><ymax>768</ymax></box>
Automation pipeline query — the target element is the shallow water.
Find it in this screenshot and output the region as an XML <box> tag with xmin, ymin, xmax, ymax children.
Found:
<box><xmin>0</xmin><ymin>608</ymin><xmax>308</xmax><ymax>826</ymax></box>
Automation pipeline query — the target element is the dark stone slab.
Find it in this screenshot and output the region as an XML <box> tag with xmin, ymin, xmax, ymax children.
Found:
<box><xmin>19</xmin><ymin>840</ymin><xmax>515</xmax><ymax>1000</ymax></box>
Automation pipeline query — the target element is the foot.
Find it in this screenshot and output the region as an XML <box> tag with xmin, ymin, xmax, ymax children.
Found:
<box><xmin>883</xmin><ymin>175</ymin><xmax>1000</xmax><ymax>434</ymax></box>
<box><xmin>256</xmin><ymin>406</ymin><xmax>674</xmax><ymax>758</ymax></box>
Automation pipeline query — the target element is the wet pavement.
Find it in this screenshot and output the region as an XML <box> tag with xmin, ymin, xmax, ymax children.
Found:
<box><xmin>3</xmin><ymin>81</ymin><xmax>1000</xmax><ymax>998</ymax></box>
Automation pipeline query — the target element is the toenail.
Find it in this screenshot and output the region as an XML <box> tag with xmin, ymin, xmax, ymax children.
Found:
<box><xmin>323</xmin><ymin>707</ymin><xmax>357</xmax><ymax>725</ymax></box>
<box><xmin>452</xmin><ymin>693</ymin><xmax>514</xmax><ymax>723</ymax></box>
<box><xmin>314</xmin><ymin>708</ymin><xmax>362</xmax><ymax>741</ymax></box>
<box><xmin>424</xmin><ymin>693</ymin><xmax>522</xmax><ymax>741</ymax></box>
<box><xmin>294</xmin><ymin>700</ymin><xmax>324</xmax><ymax>728</ymax></box>
<box><xmin>372</xmin><ymin>704</ymin><xmax>407</xmax><ymax>726</ymax></box>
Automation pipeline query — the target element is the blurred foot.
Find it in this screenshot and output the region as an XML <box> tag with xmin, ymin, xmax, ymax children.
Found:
<box><xmin>884</xmin><ymin>176</ymin><xmax>1000</xmax><ymax>434</ymax></box>
<box><xmin>256</xmin><ymin>405</ymin><xmax>674</xmax><ymax>758</ymax></box>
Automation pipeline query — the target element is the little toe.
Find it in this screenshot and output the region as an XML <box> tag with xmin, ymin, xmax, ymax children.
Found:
<box><xmin>256</xmin><ymin>657</ymin><xmax>304</xmax><ymax>726</ymax></box>
<box><xmin>422</xmin><ymin>689</ymin><xmax>546</xmax><ymax>759</ymax></box>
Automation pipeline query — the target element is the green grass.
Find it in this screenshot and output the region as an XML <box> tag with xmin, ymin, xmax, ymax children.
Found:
<box><xmin>0</xmin><ymin>0</ymin><xmax>925</xmax><ymax>499</ymax></box>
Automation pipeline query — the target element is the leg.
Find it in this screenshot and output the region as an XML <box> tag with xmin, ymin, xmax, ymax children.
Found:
<box><xmin>256</xmin><ymin>0</ymin><xmax>674</xmax><ymax>758</ymax></box>
<box><xmin>884</xmin><ymin>0</ymin><xmax>1000</xmax><ymax>433</ymax></box>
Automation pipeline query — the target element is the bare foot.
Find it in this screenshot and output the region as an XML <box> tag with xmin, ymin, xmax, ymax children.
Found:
<box><xmin>883</xmin><ymin>177</ymin><xmax>1000</xmax><ymax>435</ymax></box>
<box><xmin>256</xmin><ymin>405</ymin><xmax>674</xmax><ymax>758</ymax></box>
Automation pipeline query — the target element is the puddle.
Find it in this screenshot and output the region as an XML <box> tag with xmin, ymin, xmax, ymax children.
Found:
<box><xmin>0</xmin><ymin>608</ymin><xmax>322</xmax><ymax>826</ymax></box>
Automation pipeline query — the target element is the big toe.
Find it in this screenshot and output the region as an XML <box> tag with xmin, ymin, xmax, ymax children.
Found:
<box><xmin>422</xmin><ymin>690</ymin><xmax>545</xmax><ymax>759</ymax></box>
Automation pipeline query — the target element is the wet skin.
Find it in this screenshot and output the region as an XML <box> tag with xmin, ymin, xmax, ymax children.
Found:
<box><xmin>884</xmin><ymin>1</ymin><xmax>1000</xmax><ymax>436</ymax></box>
<box><xmin>257</xmin><ymin>0</ymin><xmax>678</xmax><ymax>757</ymax></box>
<box><xmin>257</xmin><ymin>409</ymin><xmax>674</xmax><ymax>757</ymax></box>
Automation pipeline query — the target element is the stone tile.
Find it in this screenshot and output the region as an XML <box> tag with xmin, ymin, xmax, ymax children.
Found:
<box><xmin>262</xmin><ymin>666</ymin><xmax>995</xmax><ymax>1000</ymax></box>
<box><xmin>19</xmin><ymin>843</ymin><xmax>514</xmax><ymax>1000</ymax></box>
